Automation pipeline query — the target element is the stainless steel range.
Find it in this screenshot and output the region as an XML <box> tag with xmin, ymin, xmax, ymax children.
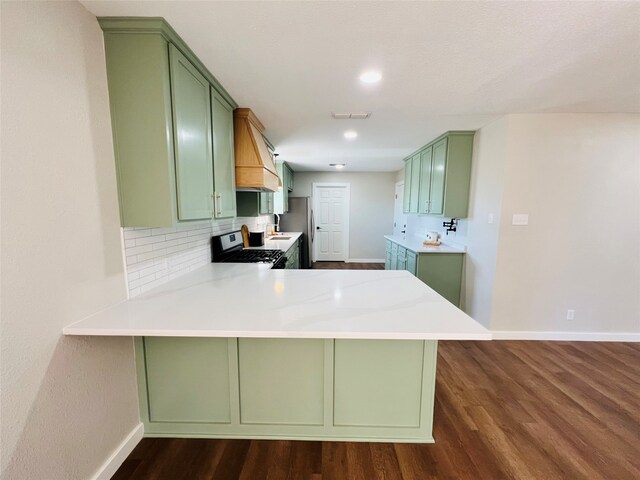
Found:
<box><xmin>211</xmin><ymin>231</ymin><xmax>286</xmax><ymax>269</ymax></box>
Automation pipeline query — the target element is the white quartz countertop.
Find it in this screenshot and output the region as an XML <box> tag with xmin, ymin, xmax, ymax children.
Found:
<box><xmin>63</xmin><ymin>263</ymin><xmax>490</xmax><ymax>340</ymax></box>
<box><xmin>246</xmin><ymin>232</ymin><xmax>302</xmax><ymax>253</ymax></box>
<box><xmin>384</xmin><ymin>235</ymin><xmax>466</xmax><ymax>254</ymax></box>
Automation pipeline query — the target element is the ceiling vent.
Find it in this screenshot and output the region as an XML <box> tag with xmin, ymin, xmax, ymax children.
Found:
<box><xmin>331</xmin><ymin>113</ymin><xmax>371</xmax><ymax>119</ymax></box>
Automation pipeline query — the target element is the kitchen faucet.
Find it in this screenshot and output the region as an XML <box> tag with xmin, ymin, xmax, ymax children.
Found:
<box><xmin>274</xmin><ymin>213</ymin><xmax>280</xmax><ymax>233</ymax></box>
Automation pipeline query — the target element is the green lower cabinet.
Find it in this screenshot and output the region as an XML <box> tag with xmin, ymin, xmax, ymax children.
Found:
<box><xmin>384</xmin><ymin>239</ymin><xmax>463</xmax><ymax>306</ymax></box>
<box><xmin>136</xmin><ymin>337</ymin><xmax>437</xmax><ymax>442</ymax></box>
<box><xmin>407</xmin><ymin>251</ymin><xmax>418</xmax><ymax>275</ymax></box>
<box><xmin>144</xmin><ymin>337</ymin><xmax>230</xmax><ymax>423</ymax></box>
<box><xmin>285</xmin><ymin>242</ymin><xmax>300</xmax><ymax>269</ymax></box>
<box><xmin>334</xmin><ymin>340</ymin><xmax>424</xmax><ymax>427</ymax></box>
<box><xmin>416</xmin><ymin>254</ymin><xmax>464</xmax><ymax>306</ymax></box>
<box><xmin>238</xmin><ymin>339</ymin><xmax>324</xmax><ymax>425</ymax></box>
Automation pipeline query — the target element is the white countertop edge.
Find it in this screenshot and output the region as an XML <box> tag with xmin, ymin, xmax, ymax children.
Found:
<box><xmin>62</xmin><ymin>326</ymin><xmax>492</xmax><ymax>340</ymax></box>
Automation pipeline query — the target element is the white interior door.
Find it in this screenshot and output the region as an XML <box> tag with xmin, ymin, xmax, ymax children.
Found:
<box><xmin>394</xmin><ymin>182</ymin><xmax>407</xmax><ymax>238</ymax></box>
<box><xmin>314</xmin><ymin>185</ymin><xmax>349</xmax><ymax>261</ymax></box>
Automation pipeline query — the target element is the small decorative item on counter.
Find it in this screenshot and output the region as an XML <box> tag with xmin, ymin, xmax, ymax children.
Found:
<box><xmin>423</xmin><ymin>240</ymin><xmax>441</xmax><ymax>246</ymax></box>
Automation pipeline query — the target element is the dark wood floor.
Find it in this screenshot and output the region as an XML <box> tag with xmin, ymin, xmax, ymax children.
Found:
<box><xmin>114</xmin><ymin>341</ymin><xmax>640</xmax><ymax>480</ymax></box>
<box><xmin>312</xmin><ymin>261</ymin><xmax>384</xmax><ymax>270</ymax></box>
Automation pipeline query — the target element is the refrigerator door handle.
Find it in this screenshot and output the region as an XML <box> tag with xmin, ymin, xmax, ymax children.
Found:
<box><xmin>310</xmin><ymin>209</ymin><xmax>315</xmax><ymax>242</ymax></box>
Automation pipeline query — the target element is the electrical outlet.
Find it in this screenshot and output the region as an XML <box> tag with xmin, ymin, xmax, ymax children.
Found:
<box><xmin>512</xmin><ymin>214</ymin><xmax>529</xmax><ymax>226</ymax></box>
<box><xmin>488</xmin><ymin>213</ymin><xmax>494</xmax><ymax>224</ymax></box>
<box><xmin>566</xmin><ymin>309</ymin><xmax>575</xmax><ymax>320</ymax></box>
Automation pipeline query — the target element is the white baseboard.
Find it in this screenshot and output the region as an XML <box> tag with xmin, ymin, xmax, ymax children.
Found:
<box><xmin>491</xmin><ymin>331</ymin><xmax>640</xmax><ymax>342</ymax></box>
<box><xmin>92</xmin><ymin>422</ymin><xmax>144</xmax><ymax>480</ymax></box>
<box><xmin>346</xmin><ymin>258</ymin><xmax>385</xmax><ymax>263</ymax></box>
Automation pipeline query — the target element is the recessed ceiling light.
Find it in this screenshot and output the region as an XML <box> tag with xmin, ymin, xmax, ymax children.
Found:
<box><xmin>344</xmin><ymin>130</ymin><xmax>357</xmax><ymax>139</ymax></box>
<box><xmin>330</xmin><ymin>164</ymin><xmax>346</xmax><ymax>169</ymax></box>
<box><xmin>359</xmin><ymin>70</ymin><xmax>382</xmax><ymax>84</ymax></box>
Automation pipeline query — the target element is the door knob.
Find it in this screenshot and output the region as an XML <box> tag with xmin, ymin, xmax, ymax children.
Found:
<box><xmin>316</xmin><ymin>226</ymin><xmax>321</xmax><ymax>230</ymax></box>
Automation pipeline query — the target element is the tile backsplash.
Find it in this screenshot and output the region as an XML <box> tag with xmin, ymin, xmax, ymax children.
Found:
<box><xmin>122</xmin><ymin>216</ymin><xmax>273</xmax><ymax>297</ymax></box>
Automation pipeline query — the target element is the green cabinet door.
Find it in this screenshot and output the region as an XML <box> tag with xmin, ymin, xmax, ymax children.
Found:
<box><xmin>429</xmin><ymin>138</ymin><xmax>447</xmax><ymax>216</ymax></box>
<box><xmin>169</xmin><ymin>45</ymin><xmax>214</xmax><ymax>221</ymax></box>
<box><xmin>407</xmin><ymin>251</ymin><xmax>417</xmax><ymax>275</ymax></box>
<box><xmin>397</xmin><ymin>246</ymin><xmax>407</xmax><ymax>271</ymax></box>
<box><xmin>416</xmin><ymin>253</ymin><xmax>464</xmax><ymax>306</ymax></box>
<box><xmin>409</xmin><ymin>154</ymin><xmax>421</xmax><ymax>213</ymax></box>
<box><xmin>259</xmin><ymin>192</ymin><xmax>274</xmax><ymax>214</ymax></box>
<box><xmin>390</xmin><ymin>242</ymin><xmax>399</xmax><ymax>270</ymax></box>
<box><xmin>418</xmin><ymin>146</ymin><xmax>433</xmax><ymax>214</ymax></box>
<box><xmin>238</xmin><ymin>339</ymin><xmax>325</xmax><ymax>425</ymax></box>
<box><xmin>274</xmin><ymin>161</ymin><xmax>289</xmax><ymax>214</ymax></box>
<box><xmin>334</xmin><ymin>340</ymin><xmax>424</xmax><ymax>427</ymax></box>
<box><xmin>211</xmin><ymin>88</ymin><xmax>236</xmax><ymax>218</ymax></box>
<box><xmin>286</xmin><ymin>164</ymin><xmax>294</xmax><ymax>192</ymax></box>
<box><xmin>144</xmin><ymin>337</ymin><xmax>231</xmax><ymax>423</ymax></box>
<box><xmin>237</xmin><ymin>191</ymin><xmax>273</xmax><ymax>216</ymax></box>
<box><xmin>403</xmin><ymin>159</ymin><xmax>412</xmax><ymax>213</ymax></box>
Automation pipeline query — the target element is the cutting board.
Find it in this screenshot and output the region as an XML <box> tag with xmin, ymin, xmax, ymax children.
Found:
<box><xmin>241</xmin><ymin>225</ymin><xmax>250</xmax><ymax>248</ymax></box>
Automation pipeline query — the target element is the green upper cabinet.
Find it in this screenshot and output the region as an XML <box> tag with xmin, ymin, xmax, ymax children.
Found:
<box><xmin>418</xmin><ymin>146</ymin><xmax>433</xmax><ymax>214</ymax></box>
<box><xmin>403</xmin><ymin>160</ymin><xmax>412</xmax><ymax>213</ymax></box>
<box><xmin>236</xmin><ymin>191</ymin><xmax>273</xmax><ymax>217</ymax></box>
<box><xmin>403</xmin><ymin>154</ymin><xmax>421</xmax><ymax>214</ymax></box>
<box><xmin>170</xmin><ymin>45</ymin><xmax>214</xmax><ymax>221</ymax></box>
<box><xmin>274</xmin><ymin>161</ymin><xmax>294</xmax><ymax>214</ymax></box>
<box><xmin>404</xmin><ymin>131</ymin><xmax>474</xmax><ymax>218</ymax></box>
<box><xmin>99</xmin><ymin>18</ymin><xmax>238</xmax><ymax>227</ymax></box>
<box><xmin>211</xmin><ymin>88</ymin><xmax>237</xmax><ymax>219</ymax></box>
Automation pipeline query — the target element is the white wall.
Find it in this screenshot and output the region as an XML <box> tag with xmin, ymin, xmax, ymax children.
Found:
<box><xmin>459</xmin><ymin>117</ymin><xmax>509</xmax><ymax>326</ymax></box>
<box><xmin>291</xmin><ymin>172</ymin><xmax>395</xmax><ymax>260</ymax></box>
<box><xmin>1</xmin><ymin>2</ymin><xmax>140</xmax><ymax>479</ymax></box>
<box><xmin>491</xmin><ymin>114</ymin><xmax>640</xmax><ymax>335</ymax></box>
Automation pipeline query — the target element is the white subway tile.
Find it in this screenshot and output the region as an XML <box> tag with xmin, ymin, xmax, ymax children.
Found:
<box><xmin>125</xmin><ymin>244</ymin><xmax>153</xmax><ymax>256</ymax></box>
<box><xmin>135</xmin><ymin>235</ymin><xmax>167</xmax><ymax>246</ymax></box>
<box><xmin>123</xmin><ymin>228</ymin><xmax>152</xmax><ymax>239</ymax></box>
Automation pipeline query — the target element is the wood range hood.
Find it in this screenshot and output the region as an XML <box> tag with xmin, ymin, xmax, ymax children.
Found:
<box><xmin>234</xmin><ymin>108</ymin><xmax>280</xmax><ymax>192</ymax></box>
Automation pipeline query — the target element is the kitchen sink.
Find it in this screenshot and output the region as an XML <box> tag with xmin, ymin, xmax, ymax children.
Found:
<box><xmin>269</xmin><ymin>236</ymin><xmax>291</xmax><ymax>240</ymax></box>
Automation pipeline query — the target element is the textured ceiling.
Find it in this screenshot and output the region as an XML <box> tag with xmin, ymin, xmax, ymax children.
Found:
<box><xmin>82</xmin><ymin>1</ymin><xmax>640</xmax><ymax>171</ymax></box>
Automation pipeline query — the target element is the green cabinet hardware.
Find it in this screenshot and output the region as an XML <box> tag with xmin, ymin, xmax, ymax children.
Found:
<box><xmin>384</xmin><ymin>238</ymin><xmax>463</xmax><ymax>305</ymax></box>
<box><xmin>169</xmin><ymin>45</ymin><xmax>214</xmax><ymax>221</ymax></box>
<box><xmin>99</xmin><ymin>18</ymin><xmax>238</xmax><ymax>227</ymax></box>
<box><xmin>236</xmin><ymin>191</ymin><xmax>273</xmax><ymax>216</ymax></box>
<box><xmin>135</xmin><ymin>337</ymin><xmax>437</xmax><ymax>442</ymax></box>
<box><xmin>403</xmin><ymin>131</ymin><xmax>474</xmax><ymax>218</ymax></box>
<box><xmin>211</xmin><ymin>88</ymin><xmax>237</xmax><ymax>218</ymax></box>
<box><xmin>274</xmin><ymin>161</ymin><xmax>294</xmax><ymax>214</ymax></box>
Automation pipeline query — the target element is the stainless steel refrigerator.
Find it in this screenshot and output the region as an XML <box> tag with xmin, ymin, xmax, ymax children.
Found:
<box><xmin>279</xmin><ymin>197</ymin><xmax>313</xmax><ymax>268</ymax></box>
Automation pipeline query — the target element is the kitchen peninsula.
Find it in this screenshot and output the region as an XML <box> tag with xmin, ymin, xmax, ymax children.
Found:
<box><xmin>64</xmin><ymin>264</ymin><xmax>490</xmax><ymax>443</ymax></box>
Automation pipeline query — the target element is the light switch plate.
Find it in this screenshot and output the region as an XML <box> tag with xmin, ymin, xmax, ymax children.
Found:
<box><xmin>512</xmin><ymin>214</ymin><xmax>529</xmax><ymax>226</ymax></box>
